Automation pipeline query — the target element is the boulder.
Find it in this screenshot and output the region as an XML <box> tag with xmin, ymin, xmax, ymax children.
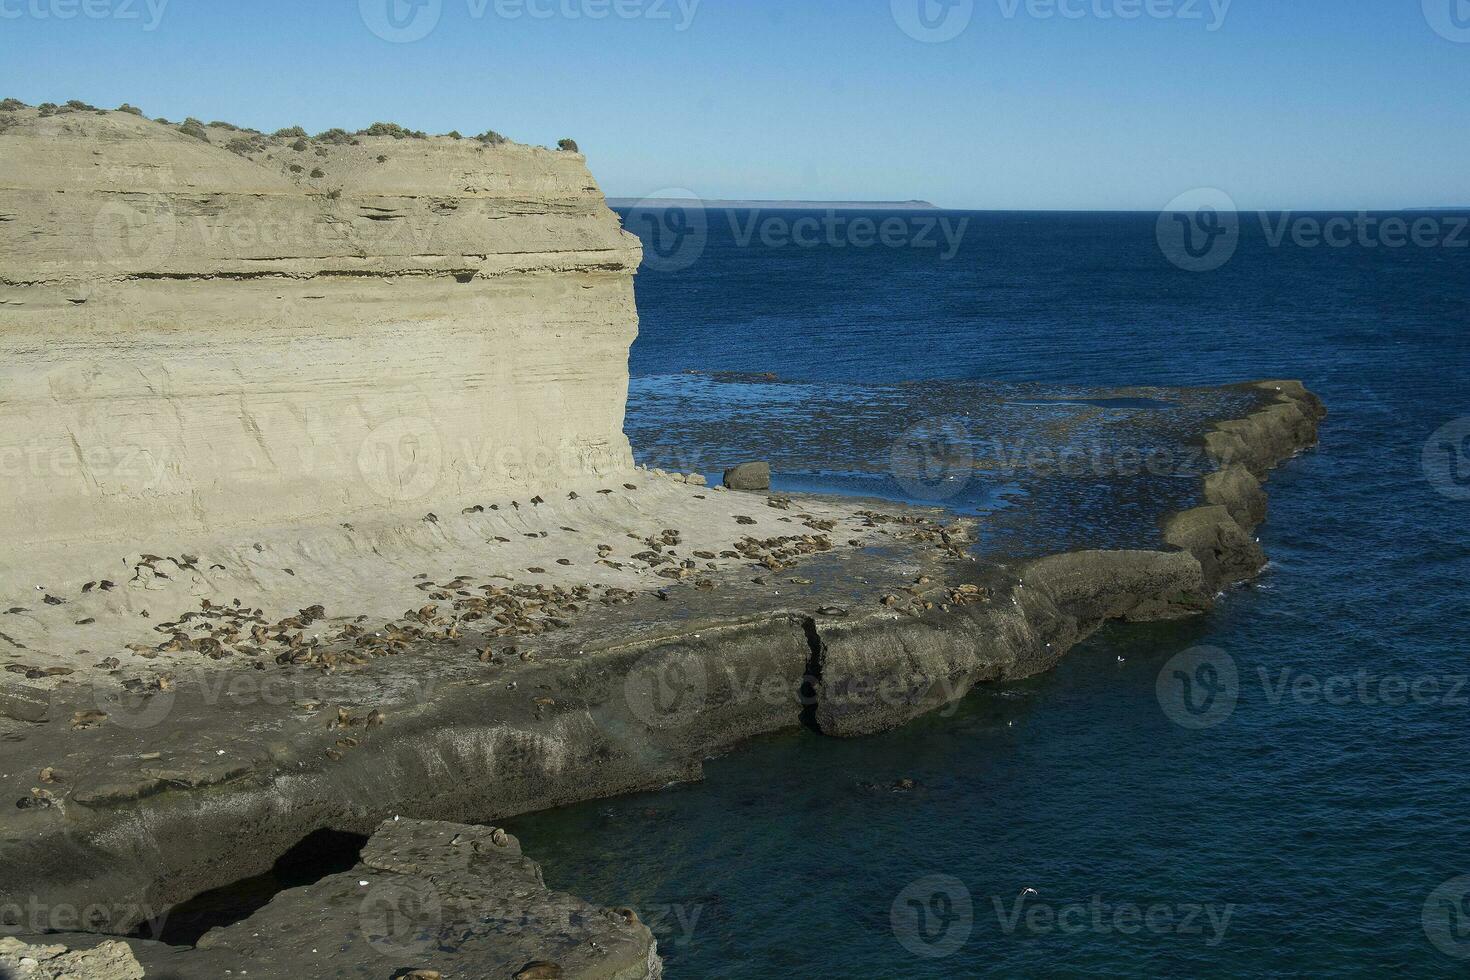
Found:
<box><xmin>723</xmin><ymin>461</ymin><xmax>771</xmax><ymax>491</ymax></box>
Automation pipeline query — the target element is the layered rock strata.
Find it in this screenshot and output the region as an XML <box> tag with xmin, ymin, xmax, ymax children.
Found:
<box><xmin>0</xmin><ymin>105</ymin><xmax>641</xmax><ymax>583</ymax></box>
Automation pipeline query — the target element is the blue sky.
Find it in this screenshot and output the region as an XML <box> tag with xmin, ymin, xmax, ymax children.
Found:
<box><xmin>2</xmin><ymin>0</ymin><xmax>1467</xmax><ymax>209</ymax></box>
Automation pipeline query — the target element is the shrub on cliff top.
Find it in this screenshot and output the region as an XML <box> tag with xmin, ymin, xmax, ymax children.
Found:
<box><xmin>357</xmin><ymin>121</ymin><xmax>427</xmax><ymax>140</ymax></box>
<box><xmin>116</xmin><ymin>103</ymin><xmax>143</xmax><ymax>116</ymax></box>
<box><xmin>290</xmin><ymin>138</ymin><xmax>308</xmax><ymax>152</ymax></box>
<box><xmin>37</xmin><ymin>103</ymin><xmax>58</xmax><ymax>117</ymax></box>
<box><xmin>475</xmin><ymin>129</ymin><xmax>508</xmax><ymax>145</ymax></box>
<box><xmin>446</xmin><ymin>130</ymin><xmax>463</xmax><ymax>140</ymax></box>
<box><xmin>179</xmin><ymin>118</ymin><xmax>209</xmax><ymax>141</ymax></box>
<box><xmin>226</xmin><ymin>135</ymin><xmax>266</xmax><ymax>156</ymax></box>
<box><xmin>1</xmin><ymin>98</ymin><xmax>27</xmax><ymax>111</ymax></box>
<box><xmin>557</xmin><ymin>138</ymin><xmax>580</xmax><ymax>153</ymax></box>
<box><xmin>62</xmin><ymin>100</ymin><xmax>98</xmax><ymax>113</ymax></box>
<box><xmin>314</xmin><ymin>128</ymin><xmax>357</xmax><ymax>145</ymax></box>
<box><xmin>274</xmin><ymin>126</ymin><xmax>307</xmax><ymax>139</ymax></box>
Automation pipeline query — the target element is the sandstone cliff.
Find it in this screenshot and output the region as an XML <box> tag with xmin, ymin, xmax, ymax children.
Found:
<box><xmin>0</xmin><ymin>105</ymin><xmax>642</xmax><ymax>581</ymax></box>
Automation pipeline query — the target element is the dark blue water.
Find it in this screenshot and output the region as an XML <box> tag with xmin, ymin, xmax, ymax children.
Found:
<box><xmin>508</xmin><ymin>209</ymin><xmax>1470</xmax><ymax>976</ymax></box>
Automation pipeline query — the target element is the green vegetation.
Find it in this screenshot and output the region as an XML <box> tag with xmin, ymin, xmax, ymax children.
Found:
<box><xmin>291</xmin><ymin>138</ymin><xmax>308</xmax><ymax>151</ymax></box>
<box><xmin>446</xmin><ymin>130</ymin><xmax>463</xmax><ymax>140</ymax></box>
<box><xmin>154</xmin><ymin>117</ymin><xmax>171</xmax><ymax>125</ymax></box>
<box><xmin>314</xmin><ymin>128</ymin><xmax>358</xmax><ymax>145</ymax></box>
<box><xmin>63</xmin><ymin>100</ymin><xmax>98</xmax><ymax>112</ymax></box>
<box><xmin>0</xmin><ymin>98</ymin><xmax>27</xmax><ymax>111</ymax></box>
<box><xmin>116</xmin><ymin>103</ymin><xmax>144</xmax><ymax>116</ymax></box>
<box><xmin>356</xmin><ymin>121</ymin><xmax>427</xmax><ymax>140</ymax></box>
<box><xmin>474</xmin><ymin>129</ymin><xmax>508</xmax><ymax>145</ymax></box>
<box><xmin>226</xmin><ymin>135</ymin><xmax>266</xmax><ymax>156</ymax></box>
<box><xmin>179</xmin><ymin>117</ymin><xmax>209</xmax><ymax>141</ymax></box>
<box><xmin>376</xmin><ymin>154</ymin><xmax>388</xmax><ymax>163</ymax></box>
<box><xmin>289</xmin><ymin>163</ymin><xmax>304</xmax><ymax>174</ymax></box>
<box><xmin>37</xmin><ymin>103</ymin><xmax>58</xmax><ymax>117</ymax></box>
<box><xmin>310</xmin><ymin>167</ymin><xmax>325</xmax><ymax>178</ymax></box>
<box><xmin>273</xmin><ymin>126</ymin><xmax>307</xmax><ymax>139</ymax></box>
<box><xmin>557</xmin><ymin>138</ymin><xmax>580</xmax><ymax>152</ymax></box>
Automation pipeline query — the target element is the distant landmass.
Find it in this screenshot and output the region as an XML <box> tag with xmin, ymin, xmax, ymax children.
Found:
<box><xmin>607</xmin><ymin>198</ymin><xmax>939</xmax><ymax>211</ymax></box>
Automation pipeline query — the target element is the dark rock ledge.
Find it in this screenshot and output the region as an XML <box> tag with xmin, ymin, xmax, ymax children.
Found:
<box><xmin>4</xmin><ymin>818</ymin><xmax>661</xmax><ymax>979</ymax></box>
<box><xmin>0</xmin><ymin>381</ymin><xmax>1323</xmax><ymax>978</ymax></box>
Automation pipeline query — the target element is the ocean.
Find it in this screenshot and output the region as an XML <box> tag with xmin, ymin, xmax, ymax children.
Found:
<box><xmin>506</xmin><ymin>208</ymin><xmax>1470</xmax><ymax>977</ymax></box>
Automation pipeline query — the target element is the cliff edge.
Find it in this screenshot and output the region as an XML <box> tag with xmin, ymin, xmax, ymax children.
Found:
<box><xmin>0</xmin><ymin>105</ymin><xmax>642</xmax><ymax>579</ymax></box>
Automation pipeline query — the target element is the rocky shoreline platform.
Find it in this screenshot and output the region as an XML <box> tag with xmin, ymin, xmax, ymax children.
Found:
<box><xmin>0</xmin><ymin>102</ymin><xmax>1324</xmax><ymax>978</ymax></box>
<box><xmin>0</xmin><ymin>380</ymin><xmax>1323</xmax><ymax>978</ymax></box>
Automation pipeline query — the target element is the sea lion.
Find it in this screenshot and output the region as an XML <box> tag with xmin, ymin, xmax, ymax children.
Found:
<box><xmin>514</xmin><ymin>963</ymin><xmax>563</xmax><ymax>980</ymax></box>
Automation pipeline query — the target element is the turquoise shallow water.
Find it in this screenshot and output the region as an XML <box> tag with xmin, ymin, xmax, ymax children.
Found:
<box><xmin>507</xmin><ymin>210</ymin><xmax>1470</xmax><ymax>977</ymax></box>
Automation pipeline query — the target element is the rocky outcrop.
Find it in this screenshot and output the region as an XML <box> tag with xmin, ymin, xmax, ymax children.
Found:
<box><xmin>5</xmin><ymin>819</ymin><xmax>661</xmax><ymax>980</ymax></box>
<box><xmin>0</xmin><ymin>106</ymin><xmax>642</xmax><ymax>584</ymax></box>
<box><xmin>0</xmin><ymin>936</ymin><xmax>143</xmax><ymax>979</ymax></box>
<box><xmin>722</xmin><ymin>461</ymin><xmax>771</xmax><ymax>491</ymax></box>
<box><xmin>811</xmin><ymin>381</ymin><xmax>1325</xmax><ymax>736</ymax></box>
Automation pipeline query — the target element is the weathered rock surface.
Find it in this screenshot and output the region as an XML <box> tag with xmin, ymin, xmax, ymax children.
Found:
<box><xmin>812</xmin><ymin>381</ymin><xmax>1324</xmax><ymax>735</ymax></box>
<box><xmin>192</xmin><ymin>818</ymin><xmax>660</xmax><ymax>979</ymax></box>
<box><xmin>0</xmin><ymin>936</ymin><xmax>143</xmax><ymax>979</ymax></box>
<box><xmin>722</xmin><ymin>461</ymin><xmax>771</xmax><ymax>491</ymax></box>
<box><xmin>0</xmin><ymin>105</ymin><xmax>642</xmax><ymax>583</ymax></box>
<box><xmin>6</xmin><ymin>820</ymin><xmax>660</xmax><ymax>979</ymax></box>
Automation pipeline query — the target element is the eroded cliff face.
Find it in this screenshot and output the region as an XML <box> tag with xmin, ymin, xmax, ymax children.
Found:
<box><xmin>0</xmin><ymin>107</ymin><xmax>642</xmax><ymax>575</ymax></box>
